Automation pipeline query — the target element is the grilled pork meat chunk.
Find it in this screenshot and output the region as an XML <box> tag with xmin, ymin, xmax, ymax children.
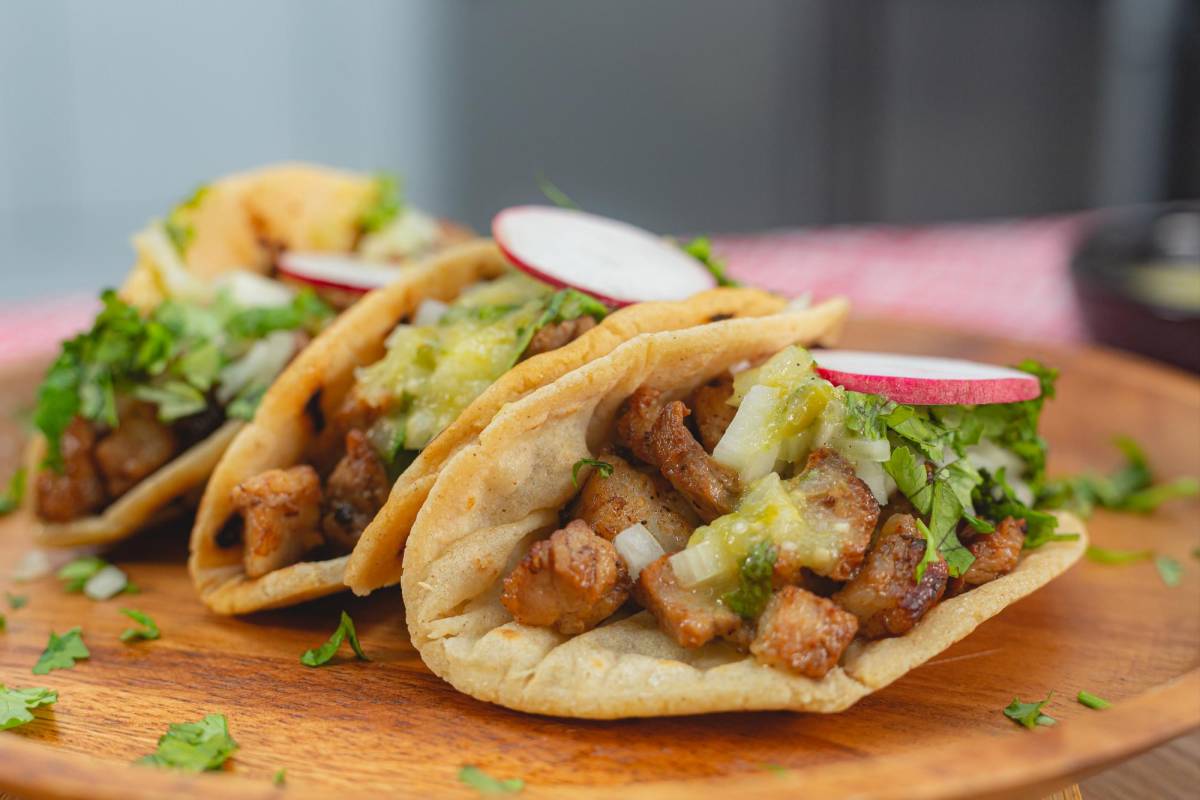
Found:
<box><xmin>521</xmin><ymin>315</ymin><xmax>597</xmax><ymax>360</ymax></box>
<box><xmin>689</xmin><ymin>372</ymin><xmax>736</xmax><ymax>453</ymax></box>
<box><xmin>958</xmin><ymin>516</ymin><xmax>1025</xmax><ymax>586</ymax></box>
<box><xmin>321</xmin><ymin>429</ymin><xmax>391</xmax><ymax>551</ymax></box>
<box><xmin>615</xmin><ymin>386</ymin><xmax>664</xmax><ymax>464</ymax></box>
<box><xmin>232</xmin><ymin>465</ymin><xmax>324</xmax><ymax>578</ymax></box>
<box><xmin>501</xmin><ymin>520</ymin><xmax>630</xmax><ymax>635</ymax></box>
<box><xmin>572</xmin><ymin>454</ymin><xmax>697</xmax><ymax>552</ymax></box>
<box><xmin>35</xmin><ymin>417</ymin><xmax>108</xmax><ymax>522</ymax></box>
<box><xmin>646</xmin><ymin>400</ymin><xmax>740</xmax><ymax>522</ymax></box>
<box><xmin>833</xmin><ymin>513</ymin><xmax>948</xmax><ymax>639</ymax></box>
<box><xmin>94</xmin><ymin>402</ymin><xmax>178</xmax><ymax>497</ymax></box>
<box><xmin>633</xmin><ymin>555</ymin><xmax>747</xmax><ymax>649</ymax></box>
<box><xmin>750</xmin><ymin>585</ymin><xmax>859</xmax><ymax>678</ymax></box>
<box><xmin>777</xmin><ymin>448</ymin><xmax>880</xmax><ymax>582</ymax></box>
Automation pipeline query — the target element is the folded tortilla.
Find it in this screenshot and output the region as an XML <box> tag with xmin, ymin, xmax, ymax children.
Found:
<box><xmin>190</xmin><ymin>242</ymin><xmax>832</xmax><ymax>613</ymax></box>
<box><xmin>400</xmin><ymin>313</ymin><xmax>1088</xmax><ymax>718</ymax></box>
<box><xmin>25</xmin><ymin>162</ymin><xmax>452</xmax><ymax>548</ymax></box>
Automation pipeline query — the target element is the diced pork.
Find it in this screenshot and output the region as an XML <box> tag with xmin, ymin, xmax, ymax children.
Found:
<box><xmin>321</xmin><ymin>430</ymin><xmax>391</xmax><ymax>551</ymax></box>
<box><xmin>832</xmin><ymin>513</ymin><xmax>948</xmax><ymax>639</ymax></box>
<box><xmin>615</xmin><ymin>386</ymin><xmax>664</xmax><ymax>464</ymax></box>
<box><xmin>689</xmin><ymin>372</ymin><xmax>736</xmax><ymax>453</ymax></box>
<box><xmin>501</xmin><ymin>519</ymin><xmax>630</xmax><ymax>635</ymax></box>
<box><xmin>34</xmin><ymin>417</ymin><xmax>108</xmax><ymax>522</ymax></box>
<box><xmin>232</xmin><ymin>465</ymin><xmax>324</xmax><ymax>578</ymax></box>
<box><xmin>572</xmin><ymin>454</ymin><xmax>697</xmax><ymax>552</ymax></box>
<box><xmin>646</xmin><ymin>401</ymin><xmax>740</xmax><ymax>522</ymax></box>
<box><xmin>94</xmin><ymin>403</ymin><xmax>178</xmax><ymax>498</ymax></box>
<box><xmin>633</xmin><ymin>554</ymin><xmax>746</xmax><ymax>649</ymax></box>
<box><xmin>521</xmin><ymin>316</ymin><xmax>597</xmax><ymax>360</ymax></box>
<box><xmin>750</xmin><ymin>585</ymin><xmax>859</xmax><ymax>678</ymax></box>
<box><xmin>959</xmin><ymin>516</ymin><xmax>1025</xmax><ymax>586</ymax></box>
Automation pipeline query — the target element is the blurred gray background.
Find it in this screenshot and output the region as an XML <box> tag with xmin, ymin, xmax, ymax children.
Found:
<box><xmin>1</xmin><ymin>0</ymin><xmax>1196</xmax><ymax>301</ymax></box>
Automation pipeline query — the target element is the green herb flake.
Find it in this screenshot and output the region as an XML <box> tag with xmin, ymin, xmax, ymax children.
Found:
<box><xmin>1085</xmin><ymin>546</ymin><xmax>1153</xmax><ymax>565</ymax></box>
<box><xmin>300</xmin><ymin>611</ymin><xmax>368</xmax><ymax>667</ymax></box>
<box><xmin>273</xmin><ymin>768</ymin><xmax>286</xmax><ymax>786</ymax></box>
<box><xmin>509</xmin><ymin>288</ymin><xmax>608</xmax><ymax>368</ymax></box>
<box><xmin>33</xmin><ymin>627</ymin><xmax>89</xmax><ymax>674</ymax></box>
<box><xmin>1040</xmin><ymin>436</ymin><xmax>1198</xmax><ymax>516</ymax></box>
<box><xmin>1003</xmin><ymin>693</ymin><xmax>1056</xmax><ymax>729</ymax></box>
<box><xmin>571</xmin><ymin>458</ymin><xmax>613</xmax><ymax>488</ymax></box>
<box><xmin>360</xmin><ymin>172</ymin><xmax>404</xmax><ymax>234</ymax></box>
<box><xmin>458</xmin><ymin>765</ymin><xmax>524</xmax><ymax>794</ymax></box>
<box><xmin>6</xmin><ymin>592</ymin><xmax>28</xmax><ymax>610</ymax></box>
<box><xmin>763</xmin><ymin>763</ymin><xmax>790</xmax><ymax>776</ymax></box>
<box><xmin>1077</xmin><ymin>690</ymin><xmax>1111</xmax><ymax>710</ymax></box>
<box><xmin>0</xmin><ymin>685</ymin><xmax>58</xmax><ymax>730</ymax></box>
<box><xmin>226</xmin><ymin>288</ymin><xmax>333</xmax><ymax>340</ymax></box>
<box><xmin>0</xmin><ymin>468</ymin><xmax>26</xmax><ymax>515</ymax></box>
<box><xmin>57</xmin><ymin>556</ymin><xmax>108</xmax><ymax>592</ymax></box>
<box><xmin>0</xmin><ymin>614</ymin><xmax>5</xmax><ymax>631</ymax></box>
<box><xmin>137</xmin><ymin>713</ymin><xmax>238</xmax><ymax>772</ymax></box>
<box><xmin>914</xmin><ymin>519</ymin><xmax>942</xmax><ymax>582</ymax></box>
<box><xmin>682</xmin><ymin>236</ymin><xmax>741</xmax><ymax>287</ymax></box>
<box><xmin>120</xmin><ymin>608</ymin><xmax>161</xmax><ymax>643</ymax></box>
<box><xmin>535</xmin><ymin>174</ymin><xmax>579</xmax><ymax>210</ymax></box>
<box><xmin>721</xmin><ymin>540</ymin><xmax>777</xmax><ymax>619</ymax></box>
<box><xmin>1154</xmin><ymin>554</ymin><xmax>1183</xmax><ymax>587</ymax></box>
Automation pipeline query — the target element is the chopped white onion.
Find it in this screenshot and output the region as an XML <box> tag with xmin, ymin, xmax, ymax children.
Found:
<box><xmin>83</xmin><ymin>564</ymin><xmax>128</xmax><ymax>600</ymax></box>
<box><xmin>413</xmin><ymin>298</ymin><xmax>449</xmax><ymax>327</ymax></box>
<box><xmin>669</xmin><ymin>539</ymin><xmax>728</xmax><ymax>588</ymax></box>
<box><xmin>966</xmin><ymin>440</ymin><xmax>1034</xmax><ymax>503</ymax></box>
<box><xmin>358</xmin><ymin>207</ymin><xmax>442</xmax><ymax>261</ymax></box>
<box><xmin>783</xmin><ymin>292</ymin><xmax>813</xmax><ymax>313</ymax></box>
<box><xmin>215</xmin><ymin>270</ymin><xmax>295</xmax><ymax>308</ymax></box>
<box><xmin>216</xmin><ymin>330</ymin><xmax>297</xmax><ymax>404</ymax></box>
<box><xmin>713</xmin><ymin>384</ymin><xmax>782</xmax><ymax>482</ymax></box>
<box><xmin>132</xmin><ymin>222</ymin><xmax>212</xmax><ymax>303</ymax></box>
<box><xmin>613</xmin><ymin>523</ymin><xmax>665</xmax><ymax>580</ymax></box>
<box><xmin>850</xmin><ymin>457</ymin><xmax>891</xmax><ymax>505</ymax></box>
<box><xmin>11</xmin><ymin>550</ymin><xmax>52</xmax><ymax>582</ymax></box>
<box><xmin>838</xmin><ymin>436</ymin><xmax>891</xmax><ymax>463</ymax></box>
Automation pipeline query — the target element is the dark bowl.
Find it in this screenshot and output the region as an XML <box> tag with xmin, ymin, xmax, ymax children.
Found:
<box><xmin>1071</xmin><ymin>204</ymin><xmax>1200</xmax><ymax>373</ymax></box>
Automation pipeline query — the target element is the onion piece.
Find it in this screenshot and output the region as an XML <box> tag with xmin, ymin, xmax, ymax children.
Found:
<box><xmin>613</xmin><ymin>523</ymin><xmax>665</xmax><ymax>580</ymax></box>
<box><xmin>669</xmin><ymin>539</ymin><xmax>729</xmax><ymax>588</ymax></box>
<box><xmin>131</xmin><ymin>222</ymin><xmax>212</xmax><ymax>303</ymax></box>
<box><xmin>849</xmin><ymin>457</ymin><xmax>891</xmax><ymax>505</ymax></box>
<box><xmin>713</xmin><ymin>384</ymin><xmax>782</xmax><ymax>482</ymax></box>
<box><xmin>412</xmin><ymin>298</ymin><xmax>449</xmax><ymax>327</ymax></box>
<box><xmin>83</xmin><ymin>564</ymin><xmax>129</xmax><ymax>600</ymax></box>
<box><xmin>215</xmin><ymin>270</ymin><xmax>295</xmax><ymax>308</ymax></box>
<box><xmin>11</xmin><ymin>550</ymin><xmax>53</xmax><ymax>582</ymax></box>
<box><xmin>838</xmin><ymin>436</ymin><xmax>891</xmax><ymax>463</ymax></box>
<box><xmin>216</xmin><ymin>330</ymin><xmax>296</xmax><ymax>404</ymax></box>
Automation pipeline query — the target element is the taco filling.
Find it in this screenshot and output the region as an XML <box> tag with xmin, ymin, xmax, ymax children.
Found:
<box><xmin>227</xmin><ymin>271</ymin><xmax>608</xmax><ymax>578</ymax></box>
<box><xmin>32</xmin><ymin>285</ymin><xmax>333</xmax><ymax>524</ymax></box>
<box><xmin>498</xmin><ymin>345</ymin><xmax>1075</xmax><ymax>679</ymax></box>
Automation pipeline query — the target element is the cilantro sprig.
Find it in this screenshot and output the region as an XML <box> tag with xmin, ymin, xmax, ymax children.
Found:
<box><xmin>33</xmin><ymin>627</ymin><xmax>89</xmax><ymax>674</ymax></box>
<box><xmin>137</xmin><ymin>714</ymin><xmax>238</xmax><ymax>772</ymax></box>
<box><xmin>510</xmin><ymin>288</ymin><xmax>608</xmax><ymax>368</ymax></box>
<box><xmin>1040</xmin><ymin>437</ymin><xmax>1198</xmax><ymax>516</ymax></box>
<box><xmin>722</xmin><ymin>540</ymin><xmax>777</xmax><ymax>619</ymax></box>
<box><xmin>360</xmin><ymin>172</ymin><xmax>403</xmax><ymax>234</ymax></box>
<box><xmin>458</xmin><ymin>765</ymin><xmax>524</xmax><ymax>794</ymax></box>
<box><xmin>300</xmin><ymin>611</ymin><xmax>368</xmax><ymax>667</ymax></box>
<box><xmin>1003</xmin><ymin>693</ymin><xmax>1056</xmax><ymax>729</ymax></box>
<box><xmin>1085</xmin><ymin>546</ymin><xmax>1184</xmax><ymax>587</ymax></box>
<box><xmin>1077</xmin><ymin>690</ymin><xmax>1111</xmax><ymax>710</ymax></box>
<box><xmin>120</xmin><ymin>609</ymin><xmax>161</xmax><ymax>643</ymax></box>
<box><xmin>682</xmin><ymin>236</ymin><xmax>740</xmax><ymax>287</ymax></box>
<box><xmin>571</xmin><ymin>458</ymin><xmax>613</xmax><ymax>488</ymax></box>
<box><xmin>0</xmin><ymin>685</ymin><xmax>58</xmax><ymax>730</ymax></box>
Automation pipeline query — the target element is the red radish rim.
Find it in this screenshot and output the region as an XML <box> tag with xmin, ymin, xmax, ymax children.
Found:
<box><xmin>814</xmin><ymin>350</ymin><xmax>1041</xmax><ymax>405</ymax></box>
<box><xmin>277</xmin><ymin>252</ymin><xmax>399</xmax><ymax>294</ymax></box>
<box><xmin>492</xmin><ymin>205</ymin><xmax>717</xmax><ymax>307</ymax></box>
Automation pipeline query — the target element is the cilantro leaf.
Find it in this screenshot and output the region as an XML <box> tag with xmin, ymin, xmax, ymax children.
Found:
<box><xmin>300</xmin><ymin>611</ymin><xmax>368</xmax><ymax>667</ymax></box>
<box><xmin>0</xmin><ymin>468</ymin><xmax>26</xmax><ymax>515</ymax></box>
<box><xmin>721</xmin><ymin>540</ymin><xmax>777</xmax><ymax>619</ymax></box>
<box><xmin>274</xmin><ymin>768</ymin><xmax>286</xmax><ymax>786</ymax></box>
<box><xmin>163</xmin><ymin>184</ymin><xmax>209</xmax><ymax>256</ymax></box>
<box><xmin>509</xmin><ymin>288</ymin><xmax>608</xmax><ymax>368</ymax></box>
<box><xmin>6</xmin><ymin>592</ymin><xmax>28</xmax><ymax>610</ymax></box>
<box><xmin>1003</xmin><ymin>693</ymin><xmax>1056</xmax><ymax>729</ymax></box>
<box><xmin>137</xmin><ymin>714</ymin><xmax>238</xmax><ymax>772</ymax></box>
<box><xmin>359</xmin><ymin>172</ymin><xmax>403</xmax><ymax>234</ymax></box>
<box><xmin>133</xmin><ymin>381</ymin><xmax>208</xmax><ymax>422</ymax></box>
<box><xmin>1085</xmin><ymin>546</ymin><xmax>1153</xmax><ymax>565</ymax></box>
<box><xmin>0</xmin><ymin>614</ymin><xmax>5</xmax><ymax>632</ymax></box>
<box><xmin>227</xmin><ymin>385</ymin><xmax>267</xmax><ymax>422</ymax></box>
<box><xmin>1040</xmin><ymin>437</ymin><xmax>1198</xmax><ymax>516</ymax></box>
<box><xmin>120</xmin><ymin>608</ymin><xmax>161</xmax><ymax>643</ymax></box>
<box><xmin>1154</xmin><ymin>554</ymin><xmax>1183</xmax><ymax>587</ymax></box>
<box><xmin>458</xmin><ymin>765</ymin><xmax>524</xmax><ymax>794</ymax></box>
<box><xmin>843</xmin><ymin>392</ymin><xmax>896</xmax><ymax>440</ymax></box>
<box><xmin>883</xmin><ymin>445</ymin><xmax>931</xmax><ymax>514</ymax></box>
<box><xmin>928</xmin><ymin>482</ymin><xmax>975</xmax><ymax>577</ymax></box>
<box><xmin>226</xmin><ymin>289</ymin><xmax>332</xmax><ymax>340</ymax></box>
<box><xmin>571</xmin><ymin>458</ymin><xmax>613</xmax><ymax>488</ymax></box>
<box><xmin>1077</xmin><ymin>690</ymin><xmax>1111</xmax><ymax>710</ymax></box>
<box><xmin>914</xmin><ymin>519</ymin><xmax>942</xmax><ymax>582</ymax></box>
<box><xmin>975</xmin><ymin>468</ymin><xmax>1077</xmax><ymax>549</ymax></box>
<box><xmin>33</xmin><ymin>627</ymin><xmax>89</xmax><ymax>674</ymax></box>
<box><xmin>0</xmin><ymin>685</ymin><xmax>57</xmax><ymax>730</ymax></box>
<box><xmin>57</xmin><ymin>556</ymin><xmax>108</xmax><ymax>592</ymax></box>
<box><xmin>535</xmin><ymin>174</ymin><xmax>579</xmax><ymax>210</ymax></box>
<box><xmin>682</xmin><ymin>236</ymin><xmax>740</xmax><ymax>287</ymax></box>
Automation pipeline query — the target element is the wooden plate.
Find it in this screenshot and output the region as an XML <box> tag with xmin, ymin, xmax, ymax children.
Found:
<box><xmin>0</xmin><ymin>318</ymin><xmax>1197</xmax><ymax>800</ymax></box>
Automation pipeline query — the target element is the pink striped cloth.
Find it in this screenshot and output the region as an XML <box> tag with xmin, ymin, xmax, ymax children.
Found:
<box><xmin>0</xmin><ymin>215</ymin><xmax>1087</xmax><ymax>369</ymax></box>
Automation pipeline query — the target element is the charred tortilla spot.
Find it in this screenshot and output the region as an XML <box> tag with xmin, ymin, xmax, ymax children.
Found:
<box><xmin>304</xmin><ymin>389</ymin><xmax>325</xmax><ymax>434</ymax></box>
<box><xmin>707</xmin><ymin>313</ymin><xmax>733</xmax><ymax>322</ymax></box>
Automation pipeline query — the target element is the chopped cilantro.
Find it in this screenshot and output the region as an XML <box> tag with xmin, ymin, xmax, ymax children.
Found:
<box><xmin>226</xmin><ymin>289</ymin><xmax>332</xmax><ymax>340</ymax></box>
<box><xmin>58</xmin><ymin>556</ymin><xmax>108</xmax><ymax>592</ymax></box>
<box><xmin>227</xmin><ymin>385</ymin><xmax>268</xmax><ymax>422</ymax></box>
<box><xmin>458</xmin><ymin>765</ymin><xmax>524</xmax><ymax>794</ymax></box>
<box><xmin>914</xmin><ymin>519</ymin><xmax>942</xmax><ymax>582</ymax></box>
<box><xmin>535</xmin><ymin>174</ymin><xmax>579</xmax><ymax>210</ymax></box>
<box><xmin>0</xmin><ymin>685</ymin><xmax>57</xmax><ymax>730</ymax></box>
<box><xmin>975</xmin><ymin>468</ymin><xmax>1076</xmax><ymax>550</ymax></box>
<box><xmin>0</xmin><ymin>614</ymin><xmax>5</xmax><ymax>632</ymax></box>
<box><xmin>33</xmin><ymin>627</ymin><xmax>89</xmax><ymax>674</ymax></box>
<box><xmin>300</xmin><ymin>611</ymin><xmax>368</xmax><ymax>667</ymax></box>
<box><xmin>6</xmin><ymin>592</ymin><xmax>28</xmax><ymax>610</ymax></box>
<box><xmin>137</xmin><ymin>714</ymin><xmax>238</xmax><ymax>772</ymax></box>
<box><xmin>133</xmin><ymin>381</ymin><xmax>208</xmax><ymax>422</ymax></box>
<box><xmin>1085</xmin><ymin>545</ymin><xmax>1153</xmax><ymax>565</ymax></box>
<box><xmin>883</xmin><ymin>445</ymin><xmax>931</xmax><ymax>514</ymax></box>
<box><xmin>843</xmin><ymin>392</ymin><xmax>896</xmax><ymax>440</ymax></box>
<box><xmin>509</xmin><ymin>288</ymin><xmax>608</xmax><ymax>368</ymax></box>
<box><xmin>1077</xmin><ymin>690</ymin><xmax>1111</xmax><ymax>710</ymax></box>
<box><xmin>763</xmin><ymin>763</ymin><xmax>790</xmax><ymax>776</ymax></box>
<box><xmin>1003</xmin><ymin>693</ymin><xmax>1056</xmax><ymax>729</ymax></box>
<box><xmin>0</xmin><ymin>468</ymin><xmax>26</xmax><ymax>515</ymax></box>
<box><xmin>360</xmin><ymin>172</ymin><xmax>403</xmax><ymax>233</ymax></box>
<box><xmin>163</xmin><ymin>184</ymin><xmax>209</xmax><ymax>257</ymax></box>
<box><xmin>721</xmin><ymin>540</ymin><xmax>777</xmax><ymax>619</ymax></box>
<box><xmin>1155</xmin><ymin>554</ymin><xmax>1183</xmax><ymax>587</ymax></box>
<box><xmin>571</xmin><ymin>458</ymin><xmax>613</xmax><ymax>488</ymax></box>
<box><xmin>1040</xmin><ymin>437</ymin><xmax>1198</xmax><ymax>516</ymax></box>
<box><xmin>682</xmin><ymin>236</ymin><xmax>740</xmax><ymax>287</ymax></box>
<box><xmin>119</xmin><ymin>609</ymin><xmax>160</xmax><ymax>643</ymax></box>
<box><xmin>274</xmin><ymin>768</ymin><xmax>286</xmax><ymax>786</ymax></box>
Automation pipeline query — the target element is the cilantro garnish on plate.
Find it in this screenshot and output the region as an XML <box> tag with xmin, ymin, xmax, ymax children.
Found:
<box><xmin>0</xmin><ymin>685</ymin><xmax>57</xmax><ymax>730</ymax></box>
<box><xmin>0</xmin><ymin>468</ymin><xmax>25</xmax><ymax>515</ymax></box>
<box><xmin>32</xmin><ymin>627</ymin><xmax>89</xmax><ymax>675</ymax></box>
<box><xmin>1003</xmin><ymin>693</ymin><xmax>1056</xmax><ymax>729</ymax></box>
<box><xmin>458</xmin><ymin>765</ymin><xmax>524</xmax><ymax>794</ymax></box>
<box><xmin>137</xmin><ymin>714</ymin><xmax>238</xmax><ymax>772</ymax></box>
<box><xmin>119</xmin><ymin>609</ymin><xmax>160</xmax><ymax>643</ymax></box>
<box><xmin>1077</xmin><ymin>690</ymin><xmax>1111</xmax><ymax>710</ymax></box>
<box><xmin>300</xmin><ymin>611</ymin><xmax>368</xmax><ymax>667</ymax></box>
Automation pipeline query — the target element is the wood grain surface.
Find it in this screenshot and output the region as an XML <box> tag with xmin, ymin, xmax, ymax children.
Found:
<box><xmin>0</xmin><ymin>317</ymin><xmax>1197</xmax><ymax>799</ymax></box>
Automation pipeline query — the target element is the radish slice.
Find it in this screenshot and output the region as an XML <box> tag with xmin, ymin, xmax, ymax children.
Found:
<box><xmin>814</xmin><ymin>351</ymin><xmax>1041</xmax><ymax>405</ymax></box>
<box><xmin>492</xmin><ymin>206</ymin><xmax>717</xmax><ymax>306</ymax></box>
<box><xmin>277</xmin><ymin>252</ymin><xmax>399</xmax><ymax>294</ymax></box>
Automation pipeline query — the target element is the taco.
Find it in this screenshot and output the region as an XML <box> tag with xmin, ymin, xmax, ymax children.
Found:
<box><xmin>190</xmin><ymin>242</ymin><xmax>838</xmax><ymax>613</ymax></box>
<box><xmin>24</xmin><ymin>163</ymin><xmax>469</xmax><ymax>548</ymax></box>
<box><xmin>400</xmin><ymin>314</ymin><xmax>1087</xmax><ymax>718</ymax></box>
